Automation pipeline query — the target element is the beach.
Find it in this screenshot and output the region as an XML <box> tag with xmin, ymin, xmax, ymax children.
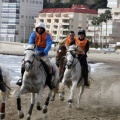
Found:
<box><xmin>3</xmin><ymin>52</ymin><xmax>120</xmax><ymax>120</ymax></box>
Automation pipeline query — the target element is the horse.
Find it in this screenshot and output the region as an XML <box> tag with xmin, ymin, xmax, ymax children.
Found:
<box><xmin>0</xmin><ymin>66</ymin><xmax>11</xmax><ymax>119</ymax></box>
<box><xmin>14</xmin><ymin>45</ymin><xmax>59</xmax><ymax>120</ymax></box>
<box><xmin>59</xmin><ymin>45</ymin><xmax>91</xmax><ymax>108</ymax></box>
<box><xmin>56</xmin><ymin>45</ymin><xmax>67</xmax><ymax>81</ymax></box>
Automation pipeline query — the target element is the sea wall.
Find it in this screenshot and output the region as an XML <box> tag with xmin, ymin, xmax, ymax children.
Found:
<box><xmin>0</xmin><ymin>42</ymin><xmax>109</xmax><ymax>56</ymax></box>
<box><xmin>0</xmin><ymin>42</ymin><xmax>26</xmax><ymax>55</ymax></box>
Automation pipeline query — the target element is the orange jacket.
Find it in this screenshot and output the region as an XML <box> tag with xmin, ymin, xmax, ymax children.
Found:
<box><xmin>65</xmin><ymin>36</ymin><xmax>77</xmax><ymax>46</ymax></box>
<box><xmin>35</xmin><ymin>32</ymin><xmax>48</xmax><ymax>48</ymax></box>
<box><xmin>75</xmin><ymin>38</ymin><xmax>88</xmax><ymax>54</ymax></box>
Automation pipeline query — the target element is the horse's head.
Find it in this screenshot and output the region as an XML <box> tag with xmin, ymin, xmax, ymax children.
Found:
<box><xmin>24</xmin><ymin>45</ymin><xmax>36</xmax><ymax>72</ymax></box>
<box><xmin>66</xmin><ymin>45</ymin><xmax>78</xmax><ymax>69</ymax></box>
<box><xmin>56</xmin><ymin>45</ymin><xmax>67</xmax><ymax>67</ymax></box>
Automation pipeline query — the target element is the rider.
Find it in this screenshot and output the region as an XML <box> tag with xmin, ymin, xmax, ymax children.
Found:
<box><xmin>76</xmin><ymin>29</ymin><xmax>90</xmax><ymax>86</ymax></box>
<box><xmin>65</xmin><ymin>31</ymin><xmax>77</xmax><ymax>48</ymax></box>
<box><xmin>16</xmin><ymin>22</ymin><xmax>55</xmax><ymax>90</ymax></box>
<box><xmin>0</xmin><ymin>68</ymin><xmax>6</xmax><ymax>92</ymax></box>
<box><xmin>59</xmin><ymin>31</ymin><xmax>77</xmax><ymax>46</ymax></box>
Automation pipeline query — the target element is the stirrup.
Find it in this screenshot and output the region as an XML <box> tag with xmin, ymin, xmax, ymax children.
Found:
<box><xmin>16</xmin><ymin>79</ymin><xmax>22</xmax><ymax>86</ymax></box>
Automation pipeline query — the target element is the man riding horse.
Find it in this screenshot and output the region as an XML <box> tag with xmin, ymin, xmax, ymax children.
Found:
<box><xmin>16</xmin><ymin>22</ymin><xmax>55</xmax><ymax>90</ymax></box>
<box><xmin>59</xmin><ymin>29</ymin><xmax>90</xmax><ymax>86</ymax></box>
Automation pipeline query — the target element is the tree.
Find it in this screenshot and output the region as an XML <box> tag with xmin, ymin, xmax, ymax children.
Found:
<box><xmin>98</xmin><ymin>13</ymin><xmax>106</xmax><ymax>48</ymax></box>
<box><xmin>91</xmin><ymin>16</ymin><xmax>100</xmax><ymax>45</ymax></box>
<box><xmin>104</xmin><ymin>9</ymin><xmax>112</xmax><ymax>47</ymax></box>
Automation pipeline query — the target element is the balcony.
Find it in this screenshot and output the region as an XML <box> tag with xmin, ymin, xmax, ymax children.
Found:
<box><xmin>47</xmin><ymin>13</ymin><xmax>53</xmax><ymax>17</ymax></box>
<box><xmin>40</xmin><ymin>13</ymin><xmax>46</xmax><ymax>17</ymax></box>
<box><xmin>55</xmin><ymin>13</ymin><xmax>61</xmax><ymax>17</ymax></box>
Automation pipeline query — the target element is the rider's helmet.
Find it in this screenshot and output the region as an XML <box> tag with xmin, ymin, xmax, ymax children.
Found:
<box><xmin>78</xmin><ymin>29</ymin><xmax>86</xmax><ymax>36</ymax></box>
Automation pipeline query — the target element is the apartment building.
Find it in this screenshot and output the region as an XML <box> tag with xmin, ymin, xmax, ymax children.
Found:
<box><xmin>35</xmin><ymin>4</ymin><xmax>97</xmax><ymax>42</ymax></box>
<box><xmin>87</xmin><ymin>0</ymin><xmax>120</xmax><ymax>45</ymax></box>
<box><xmin>0</xmin><ymin>0</ymin><xmax>43</xmax><ymax>42</ymax></box>
<box><xmin>49</xmin><ymin>0</ymin><xmax>70</xmax><ymax>3</ymax></box>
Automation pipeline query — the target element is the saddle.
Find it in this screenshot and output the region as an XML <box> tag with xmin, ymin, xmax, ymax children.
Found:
<box><xmin>39</xmin><ymin>59</ymin><xmax>55</xmax><ymax>76</ymax></box>
<box><xmin>40</xmin><ymin>59</ymin><xmax>55</xmax><ymax>89</ymax></box>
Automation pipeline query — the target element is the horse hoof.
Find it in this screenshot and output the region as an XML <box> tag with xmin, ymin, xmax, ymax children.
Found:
<box><xmin>60</xmin><ymin>97</ymin><xmax>64</xmax><ymax>101</ymax></box>
<box><xmin>0</xmin><ymin>113</ymin><xmax>5</xmax><ymax>119</ymax></box>
<box><xmin>68</xmin><ymin>99</ymin><xmax>73</xmax><ymax>103</ymax></box>
<box><xmin>26</xmin><ymin>116</ymin><xmax>31</xmax><ymax>120</ymax></box>
<box><xmin>19</xmin><ymin>113</ymin><xmax>24</xmax><ymax>119</ymax></box>
<box><xmin>68</xmin><ymin>103</ymin><xmax>72</xmax><ymax>108</ymax></box>
<box><xmin>43</xmin><ymin>108</ymin><xmax>47</xmax><ymax>114</ymax></box>
<box><xmin>37</xmin><ymin>106</ymin><xmax>42</xmax><ymax>111</ymax></box>
<box><xmin>50</xmin><ymin>97</ymin><xmax>55</xmax><ymax>101</ymax></box>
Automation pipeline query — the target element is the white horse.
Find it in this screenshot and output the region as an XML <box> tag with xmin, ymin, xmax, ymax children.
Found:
<box><xmin>59</xmin><ymin>45</ymin><xmax>91</xmax><ymax>108</ymax></box>
<box><xmin>0</xmin><ymin>66</ymin><xmax>11</xmax><ymax>119</ymax></box>
<box><xmin>14</xmin><ymin>45</ymin><xmax>59</xmax><ymax>120</ymax></box>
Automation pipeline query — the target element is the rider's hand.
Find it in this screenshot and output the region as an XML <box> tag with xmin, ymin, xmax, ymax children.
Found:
<box><xmin>39</xmin><ymin>52</ymin><xmax>45</xmax><ymax>56</ymax></box>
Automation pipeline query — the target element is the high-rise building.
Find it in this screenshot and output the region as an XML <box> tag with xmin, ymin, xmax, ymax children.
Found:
<box><xmin>107</xmin><ymin>0</ymin><xmax>120</xmax><ymax>8</ymax></box>
<box><xmin>0</xmin><ymin>0</ymin><xmax>43</xmax><ymax>42</ymax></box>
<box><xmin>49</xmin><ymin>0</ymin><xmax>70</xmax><ymax>3</ymax></box>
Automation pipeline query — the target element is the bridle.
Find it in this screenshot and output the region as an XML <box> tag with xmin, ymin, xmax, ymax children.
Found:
<box><xmin>66</xmin><ymin>50</ymin><xmax>78</xmax><ymax>69</ymax></box>
<box><xmin>23</xmin><ymin>48</ymin><xmax>36</xmax><ymax>69</ymax></box>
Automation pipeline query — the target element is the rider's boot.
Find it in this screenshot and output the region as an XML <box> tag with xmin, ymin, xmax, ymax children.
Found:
<box><xmin>16</xmin><ymin>66</ymin><xmax>25</xmax><ymax>86</ymax></box>
<box><xmin>83</xmin><ymin>65</ymin><xmax>89</xmax><ymax>86</ymax></box>
<box><xmin>16</xmin><ymin>76</ymin><xmax>22</xmax><ymax>86</ymax></box>
<box><xmin>0</xmin><ymin>74</ymin><xmax>6</xmax><ymax>92</ymax></box>
<box><xmin>46</xmin><ymin>73</ymin><xmax>56</xmax><ymax>90</ymax></box>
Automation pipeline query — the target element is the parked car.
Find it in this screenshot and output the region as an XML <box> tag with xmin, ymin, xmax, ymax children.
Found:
<box><xmin>104</xmin><ymin>47</ymin><xmax>115</xmax><ymax>54</ymax></box>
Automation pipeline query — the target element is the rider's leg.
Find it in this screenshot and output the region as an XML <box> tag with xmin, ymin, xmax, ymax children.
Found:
<box><xmin>79</xmin><ymin>55</ymin><xmax>89</xmax><ymax>86</ymax></box>
<box><xmin>16</xmin><ymin>65</ymin><xmax>25</xmax><ymax>86</ymax></box>
<box><xmin>41</xmin><ymin>56</ymin><xmax>55</xmax><ymax>90</ymax></box>
<box><xmin>0</xmin><ymin>68</ymin><xmax>6</xmax><ymax>92</ymax></box>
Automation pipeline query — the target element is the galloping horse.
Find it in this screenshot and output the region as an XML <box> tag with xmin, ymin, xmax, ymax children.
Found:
<box><xmin>59</xmin><ymin>45</ymin><xmax>91</xmax><ymax>108</ymax></box>
<box><xmin>15</xmin><ymin>45</ymin><xmax>59</xmax><ymax>120</ymax></box>
<box><xmin>0</xmin><ymin>66</ymin><xmax>11</xmax><ymax>119</ymax></box>
<box><xmin>56</xmin><ymin>45</ymin><xmax>67</xmax><ymax>81</ymax></box>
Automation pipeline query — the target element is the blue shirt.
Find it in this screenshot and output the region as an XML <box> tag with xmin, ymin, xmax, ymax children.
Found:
<box><xmin>28</xmin><ymin>31</ymin><xmax>52</xmax><ymax>56</ymax></box>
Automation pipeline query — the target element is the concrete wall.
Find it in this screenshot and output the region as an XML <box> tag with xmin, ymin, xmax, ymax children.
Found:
<box><xmin>0</xmin><ymin>42</ymin><xmax>26</xmax><ymax>55</ymax></box>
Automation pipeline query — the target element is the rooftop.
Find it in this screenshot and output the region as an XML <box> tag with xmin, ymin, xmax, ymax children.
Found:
<box><xmin>40</xmin><ymin>4</ymin><xmax>98</xmax><ymax>14</ymax></box>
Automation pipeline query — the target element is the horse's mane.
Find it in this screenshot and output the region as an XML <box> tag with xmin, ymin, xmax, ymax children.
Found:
<box><xmin>58</xmin><ymin>45</ymin><xmax>67</xmax><ymax>51</ymax></box>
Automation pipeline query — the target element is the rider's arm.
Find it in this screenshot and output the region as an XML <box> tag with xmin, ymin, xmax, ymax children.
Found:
<box><xmin>69</xmin><ymin>39</ymin><xmax>75</xmax><ymax>45</ymax></box>
<box><xmin>85</xmin><ymin>40</ymin><xmax>89</xmax><ymax>54</ymax></box>
<box><xmin>28</xmin><ymin>32</ymin><xmax>36</xmax><ymax>44</ymax></box>
<box><xmin>44</xmin><ymin>33</ymin><xmax>52</xmax><ymax>54</ymax></box>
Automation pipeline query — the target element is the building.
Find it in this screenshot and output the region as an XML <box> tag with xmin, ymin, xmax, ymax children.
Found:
<box><xmin>0</xmin><ymin>0</ymin><xmax>43</xmax><ymax>42</ymax></box>
<box><xmin>48</xmin><ymin>0</ymin><xmax>70</xmax><ymax>3</ymax></box>
<box><xmin>87</xmin><ymin>0</ymin><xmax>120</xmax><ymax>45</ymax></box>
<box><xmin>35</xmin><ymin>4</ymin><xmax>97</xmax><ymax>42</ymax></box>
<box><xmin>107</xmin><ymin>0</ymin><xmax>120</xmax><ymax>8</ymax></box>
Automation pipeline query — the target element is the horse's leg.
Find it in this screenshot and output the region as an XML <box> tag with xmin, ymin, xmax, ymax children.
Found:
<box><xmin>43</xmin><ymin>90</ymin><xmax>52</xmax><ymax>114</ymax></box>
<box><xmin>68</xmin><ymin>81</ymin><xmax>77</xmax><ymax>108</ymax></box>
<box><xmin>26</xmin><ymin>93</ymin><xmax>35</xmax><ymax>120</ymax></box>
<box><xmin>51</xmin><ymin>86</ymin><xmax>58</xmax><ymax>101</ymax></box>
<box><xmin>0</xmin><ymin>91</ymin><xmax>8</xmax><ymax>119</ymax></box>
<box><xmin>16</xmin><ymin>89</ymin><xmax>27</xmax><ymax>119</ymax></box>
<box><xmin>36</xmin><ymin>87</ymin><xmax>43</xmax><ymax>111</ymax></box>
<box><xmin>77</xmin><ymin>86</ymin><xmax>85</xmax><ymax>109</ymax></box>
<box><xmin>59</xmin><ymin>79</ymin><xmax>66</xmax><ymax>101</ymax></box>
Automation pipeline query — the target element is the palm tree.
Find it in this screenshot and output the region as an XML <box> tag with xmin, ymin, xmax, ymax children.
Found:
<box><xmin>91</xmin><ymin>17</ymin><xmax>100</xmax><ymax>45</ymax></box>
<box><xmin>98</xmin><ymin>13</ymin><xmax>106</xmax><ymax>48</ymax></box>
<box><xmin>104</xmin><ymin>9</ymin><xmax>112</xmax><ymax>48</ymax></box>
